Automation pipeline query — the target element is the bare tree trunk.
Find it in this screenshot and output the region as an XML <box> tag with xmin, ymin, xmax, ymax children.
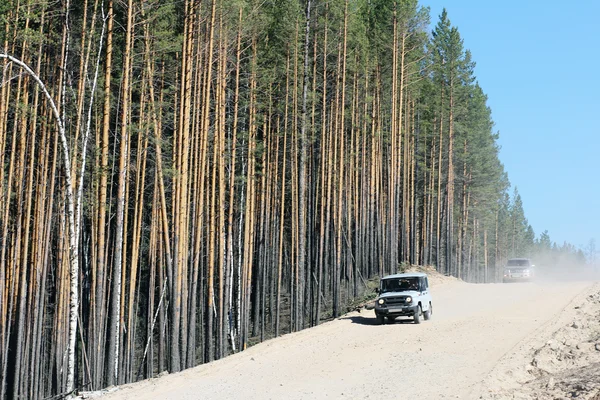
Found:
<box><xmin>227</xmin><ymin>6</ymin><xmax>243</xmax><ymax>351</ymax></box>
<box><xmin>276</xmin><ymin>51</ymin><xmax>291</xmax><ymax>337</ymax></box>
<box><xmin>202</xmin><ymin>0</ymin><xmax>217</xmax><ymax>363</ymax></box>
<box><xmin>447</xmin><ymin>73</ymin><xmax>455</xmax><ymax>276</ymax></box>
<box><xmin>436</xmin><ymin>86</ymin><xmax>444</xmax><ymax>271</ymax></box>
<box><xmin>315</xmin><ymin>8</ymin><xmax>328</xmax><ymax>325</ymax></box>
<box><xmin>93</xmin><ymin>0</ymin><xmax>113</xmax><ymax>388</ymax></box>
<box><xmin>0</xmin><ymin>46</ymin><xmax>80</xmax><ymax>400</ymax></box>
<box><xmin>107</xmin><ymin>0</ymin><xmax>133</xmax><ymax>386</ymax></box>
<box><xmin>297</xmin><ymin>0</ymin><xmax>312</xmax><ymax>332</ymax></box>
<box><xmin>216</xmin><ymin>13</ymin><xmax>227</xmax><ymax>359</ymax></box>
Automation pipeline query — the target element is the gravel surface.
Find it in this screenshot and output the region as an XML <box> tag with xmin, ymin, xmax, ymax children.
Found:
<box><xmin>86</xmin><ymin>279</ymin><xmax>599</xmax><ymax>400</ymax></box>
<box><xmin>478</xmin><ymin>283</ymin><xmax>600</xmax><ymax>399</ymax></box>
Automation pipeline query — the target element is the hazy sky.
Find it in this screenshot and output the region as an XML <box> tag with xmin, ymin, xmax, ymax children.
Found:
<box><xmin>423</xmin><ymin>0</ymin><xmax>600</xmax><ymax>250</ymax></box>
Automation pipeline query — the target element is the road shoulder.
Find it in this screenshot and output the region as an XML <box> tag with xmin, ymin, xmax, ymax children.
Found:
<box><xmin>476</xmin><ymin>282</ymin><xmax>600</xmax><ymax>399</ymax></box>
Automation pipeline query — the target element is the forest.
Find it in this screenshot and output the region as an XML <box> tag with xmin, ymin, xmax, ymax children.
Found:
<box><xmin>0</xmin><ymin>0</ymin><xmax>586</xmax><ymax>399</ymax></box>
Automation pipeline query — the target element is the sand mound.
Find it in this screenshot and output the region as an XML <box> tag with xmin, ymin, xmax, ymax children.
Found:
<box><xmin>404</xmin><ymin>264</ymin><xmax>462</xmax><ymax>287</ymax></box>
<box><xmin>480</xmin><ymin>287</ymin><xmax>600</xmax><ymax>400</ymax></box>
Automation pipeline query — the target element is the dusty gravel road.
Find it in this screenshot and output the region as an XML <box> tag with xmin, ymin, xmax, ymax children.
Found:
<box><xmin>95</xmin><ymin>280</ymin><xmax>597</xmax><ymax>400</ymax></box>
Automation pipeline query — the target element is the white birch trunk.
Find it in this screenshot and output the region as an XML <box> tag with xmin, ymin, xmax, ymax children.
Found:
<box><xmin>0</xmin><ymin>53</ymin><xmax>78</xmax><ymax>396</ymax></box>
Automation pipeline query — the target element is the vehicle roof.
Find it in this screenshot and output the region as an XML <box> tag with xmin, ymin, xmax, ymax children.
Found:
<box><xmin>507</xmin><ymin>257</ymin><xmax>531</xmax><ymax>261</ymax></box>
<box><xmin>381</xmin><ymin>272</ymin><xmax>427</xmax><ymax>280</ymax></box>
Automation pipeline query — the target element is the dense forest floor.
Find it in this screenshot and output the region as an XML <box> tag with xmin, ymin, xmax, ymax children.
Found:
<box><xmin>81</xmin><ymin>275</ymin><xmax>599</xmax><ymax>400</ymax></box>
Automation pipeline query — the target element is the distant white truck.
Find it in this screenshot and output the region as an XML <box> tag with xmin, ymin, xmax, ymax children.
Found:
<box><xmin>503</xmin><ymin>258</ymin><xmax>535</xmax><ymax>283</ymax></box>
<box><xmin>374</xmin><ymin>272</ymin><xmax>433</xmax><ymax>324</ymax></box>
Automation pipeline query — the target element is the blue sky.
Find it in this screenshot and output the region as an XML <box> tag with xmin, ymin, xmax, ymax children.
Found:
<box><xmin>422</xmin><ymin>0</ymin><xmax>600</xmax><ymax>250</ymax></box>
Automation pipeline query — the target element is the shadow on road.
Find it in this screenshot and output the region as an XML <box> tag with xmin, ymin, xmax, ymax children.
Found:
<box><xmin>386</xmin><ymin>318</ymin><xmax>414</xmax><ymax>324</ymax></box>
<box><xmin>340</xmin><ymin>315</ymin><xmax>379</xmax><ymax>325</ymax></box>
<box><xmin>341</xmin><ymin>315</ymin><xmax>414</xmax><ymax>325</ymax></box>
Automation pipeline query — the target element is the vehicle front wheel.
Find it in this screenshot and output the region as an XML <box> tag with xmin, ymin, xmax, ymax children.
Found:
<box><xmin>386</xmin><ymin>316</ymin><xmax>396</xmax><ymax>324</ymax></box>
<box><xmin>376</xmin><ymin>314</ymin><xmax>385</xmax><ymax>325</ymax></box>
<box><xmin>414</xmin><ymin>306</ymin><xmax>422</xmax><ymax>324</ymax></box>
<box><xmin>424</xmin><ymin>302</ymin><xmax>432</xmax><ymax>321</ymax></box>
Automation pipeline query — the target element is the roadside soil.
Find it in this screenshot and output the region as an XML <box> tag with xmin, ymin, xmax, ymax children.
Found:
<box><xmin>85</xmin><ymin>277</ymin><xmax>600</xmax><ymax>400</ymax></box>
<box><xmin>478</xmin><ymin>283</ymin><xmax>600</xmax><ymax>399</ymax></box>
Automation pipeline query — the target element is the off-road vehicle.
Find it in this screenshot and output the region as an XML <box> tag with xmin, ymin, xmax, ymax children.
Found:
<box><xmin>503</xmin><ymin>258</ymin><xmax>535</xmax><ymax>282</ymax></box>
<box><xmin>374</xmin><ymin>272</ymin><xmax>433</xmax><ymax>324</ymax></box>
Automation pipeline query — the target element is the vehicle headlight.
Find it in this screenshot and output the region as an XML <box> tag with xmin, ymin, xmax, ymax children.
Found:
<box><xmin>405</xmin><ymin>296</ymin><xmax>412</xmax><ymax>303</ymax></box>
<box><xmin>378</xmin><ymin>299</ymin><xmax>385</xmax><ymax>305</ymax></box>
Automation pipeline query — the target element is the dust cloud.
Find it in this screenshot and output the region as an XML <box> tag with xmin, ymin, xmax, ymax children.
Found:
<box><xmin>529</xmin><ymin>250</ymin><xmax>600</xmax><ymax>283</ymax></box>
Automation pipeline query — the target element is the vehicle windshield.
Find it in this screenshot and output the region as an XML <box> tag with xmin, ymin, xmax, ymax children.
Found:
<box><xmin>381</xmin><ymin>277</ymin><xmax>420</xmax><ymax>293</ymax></box>
<box><xmin>507</xmin><ymin>259</ymin><xmax>530</xmax><ymax>267</ymax></box>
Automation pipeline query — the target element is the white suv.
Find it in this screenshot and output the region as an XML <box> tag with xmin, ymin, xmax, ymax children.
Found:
<box><xmin>374</xmin><ymin>272</ymin><xmax>433</xmax><ymax>324</ymax></box>
<box><xmin>503</xmin><ymin>258</ymin><xmax>535</xmax><ymax>282</ymax></box>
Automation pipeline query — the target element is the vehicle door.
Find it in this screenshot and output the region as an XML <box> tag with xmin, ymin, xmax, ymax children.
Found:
<box><xmin>420</xmin><ymin>277</ymin><xmax>432</xmax><ymax>311</ymax></box>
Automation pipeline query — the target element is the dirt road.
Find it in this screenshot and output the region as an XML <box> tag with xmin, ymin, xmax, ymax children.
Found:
<box><xmin>94</xmin><ymin>280</ymin><xmax>598</xmax><ymax>400</ymax></box>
